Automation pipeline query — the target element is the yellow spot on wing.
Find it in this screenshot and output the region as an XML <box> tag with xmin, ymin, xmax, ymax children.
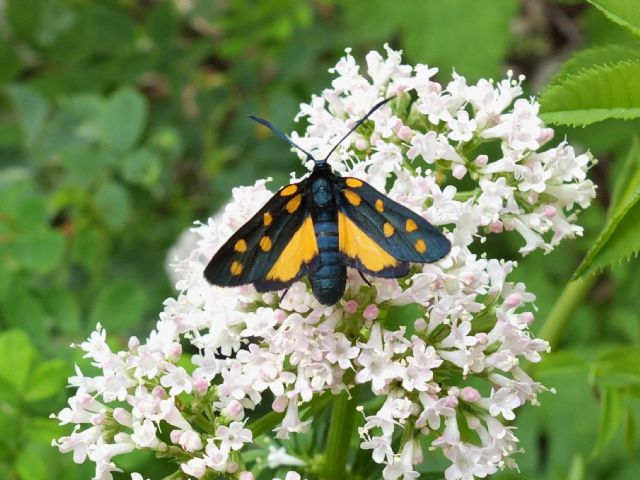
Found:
<box><xmin>286</xmin><ymin>194</ymin><xmax>302</xmax><ymax>213</ymax></box>
<box><xmin>267</xmin><ymin>217</ymin><xmax>318</xmax><ymax>282</ymax></box>
<box><xmin>415</xmin><ymin>239</ymin><xmax>427</xmax><ymax>253</ymax></box>
<box><xmin>230</xmin><ymin>261</ymin><xmax>243</xmax><ymax>276</ymax></box>
<box><xmin>234</xmin><ymin>239</ymin><xmax>247</xmax><ymax>252</ymax></box>
<box><xmin>339</xmin><ymin>212</ymin><xmax>397</xmax><ymax>272</ymax></box>
<box><xmin>260</xmin><ymin>236</ymin><xmax>272</xmax><ymax>252</ymax></box>
<box><xmin>406</xmin><ymin>219</ymin><xmax>418</xmax><ymax>232</ymax></box>
<box><xmin>375</xmin><ymin>199</ymin><xmax>384</xmax><ymax>212</ymax></box>
<box><xmin>264</xmin><ymin>212</ymin><xmax>272</xmax><ymax>226</ymax></box>
<box><xmin>383</xmin><ymin>222</ymin><xmax>395</xmax><ymax>237</ymax></box>
<box><xmin>344</xmin><ymin>190</ymin><xmax>361</xmax><ymax>206</ymax></box>
<box><xmin>280</xmin><ymin>184</ymin><xmax>298</xmax><ymax>196</ymax></box>
<box><xmin>346</xmin><ymin>178</ymin><xmax>363</xmax><ymax>188</ymax></box>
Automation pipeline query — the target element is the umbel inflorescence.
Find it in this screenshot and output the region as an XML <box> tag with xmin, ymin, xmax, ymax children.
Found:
<box><xmin>53</xmin><ymin>46</ymin><xmax>595</xmax><ymax>480</ymax></box>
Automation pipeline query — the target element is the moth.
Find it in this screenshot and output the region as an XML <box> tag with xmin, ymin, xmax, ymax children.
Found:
<box><xmin>204</xmin><ymin>97</ymin><xmax>451</xmax><ymax>305</ymax></box>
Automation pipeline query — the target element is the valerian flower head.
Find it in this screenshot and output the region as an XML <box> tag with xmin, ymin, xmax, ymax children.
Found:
<box><xmin>53</xmin><ymin>45</ymin><xmax>595</xmax><ymax>479</ymax></box>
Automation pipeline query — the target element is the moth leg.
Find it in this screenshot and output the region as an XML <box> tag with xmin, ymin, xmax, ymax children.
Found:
<box><xmin>279</xmin><ymin>287</ymin><xmax>290</xmax><ymax>302</ymax></box>
<box><xmin>358</xmin><ymin>270</ymin><xmax>372</xmax><ymax>287</ymax></box>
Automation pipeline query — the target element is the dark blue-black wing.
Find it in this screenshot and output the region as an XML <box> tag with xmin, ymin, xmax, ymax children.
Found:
<box><xmin>336</xmin><ymin>176</ymin><xmax>451</xmax><ymax>278</ymax></box>
<box><xmin>204</xmin><ymin>181</ymin><xmax>320</xmax><ymax>292</ymax></box>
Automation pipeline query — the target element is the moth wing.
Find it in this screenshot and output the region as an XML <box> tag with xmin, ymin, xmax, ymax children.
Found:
<box><xmin>204</xmin><ymin>181</ymin><xmax>319</xmax><ymax>291</ymax></box>
<box><xmin>337</xmin><ymin>177</ymin><xmax>451</xmax><ymax>278</ymax></box>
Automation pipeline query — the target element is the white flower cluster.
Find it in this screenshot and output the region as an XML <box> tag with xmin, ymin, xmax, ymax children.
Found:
<box><xmin>53</xmin><ymin>46</ymin><xmax>595</xmax><ymax>480</ymax></box>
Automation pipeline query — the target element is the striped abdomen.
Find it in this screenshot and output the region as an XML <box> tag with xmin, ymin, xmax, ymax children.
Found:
<box><xmin>310</xmin><ymin>208</ymin><xmax>346</xmax><ymax>305</ymax></box>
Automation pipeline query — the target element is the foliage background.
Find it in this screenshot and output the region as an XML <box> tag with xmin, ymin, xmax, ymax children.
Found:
<box><xmin>1</xmin><ymin>0</ymin><xmax>639</xmax><ymax>479</ymax></box>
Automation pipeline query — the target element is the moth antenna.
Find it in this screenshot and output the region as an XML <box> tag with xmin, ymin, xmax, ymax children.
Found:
<box><xmin>248</xmin><ymin>115</ymin><xmax>315</xmax><ymax>161</ymax></box>
<box><xmin>322</xmin><ymin>96</ymin><xmax>394</xmax><ymax>163</ymax></box>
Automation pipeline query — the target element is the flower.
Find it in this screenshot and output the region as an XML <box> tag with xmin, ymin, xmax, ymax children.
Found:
<box><xmin>54</xmin><ymin>45</ymin><xmax>594</xmax><ymax>479</ymax></box>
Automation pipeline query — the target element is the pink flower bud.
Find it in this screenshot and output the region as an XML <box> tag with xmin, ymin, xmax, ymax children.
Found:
<box><xmin>167</xmin><ymin>343</ymin><xmax>182</xmax><ymax>361</ymax></box>
<box><xmin>113</xmin><ymin>407</ymin><xmax>132</xmax><ymax>427</ymax></box>
<box><xmin>344</xmin><ymin>300</ymin><xmax>358</xmax><ymax>314</ymax></box>
<box><xmin>239</xmin><ymin>472</ymin><xmax>255</xmax><ymax>480</ymax></box>
<box><xmin>414</xmin><ymin>318</ymin><xmax>427</xmax><ymax>331</ymax></box>
<box><xmin>356</xmin><ymin>138</ymin><xmax>369</xmax><ymax>150</ymax></box>
<box><xmin>363</xmin><ymin>304</ymin><xmax>379</xmax><ymax>321</ymax></box>
<box><xmin>91</xmin><ymin>413</ymin><xmax>105</xmax><ymax>426</ymax></box>
<box><xmin>272</xmin><ymin>396</ymin><xmax>288</xmax><ymax>413</ymax></box>
<box><xmin>452</xmin><ymin>164</ymin><xmax>467</xmax><ymax>179</ymax></box>
<box><xmin>475</xmin><ymin>154</ymin><xmax>488</xmax><ymax>167</ymax></box>
<box><xmin>223</xmin><ymin>400</ymin><xmax>244</xmax><ymax>419</ymax></box>
<box><xmin>505</xmin><ymin>293</ymin><xmax>522</xmax><ymax>309</ymax></box>
<box><xmin>519</xmin><ymin>312</ymin><xmax>534</xmax><ymax>325</ymax></box>
<box><xmin>542</xmin><ymin>205</ymin><xmax>557</xmax><ymax>218</ymax></box>
<box><xmin>446</xmin><ymin>396</ymin><xmax>459</xmax><ymax>407</ymax></box>
<box><xmin>537</xmin><ymin>127</ymin><xmax>554</xmax><ymax>145</ymax></box>
<box><xmin>179</xmin><ymin>431</ymin><xmax>202</xmax><ymax>452</ymax></box>
<box><xmin>226</xmin><ymin>463</ymin><xmax>239</xmax><ymax>474</ymax></box>
<box><xmin>489</xmin><ymin>221</ymin><xmax>504</xmax><ymax>233</ymax></box>
<box><xmin>397</xmin><ymin>125</ymin><xmax>413</xmax><ymax>141</ymax></box>
<box><xmin>152</xmin><ymin>386</ymin><xmax>167</xmax><ymax>398</ymax></box>
<box><xmin>461</xmin><ymin>386</ymin><xmax>481</xmax><ymax>402</ymax></box>
<box><xmin>128</xmin><ymin>336</ymin><xmax>140</xmax><ymax>352</ymax></box>
<box><xmin>170</xmin><ymin>429</ymin><xmax>182</xmax><ymax>444</ymax></box>
<box><xmin>193</xmin><ymin>377</ymin><xmax>209</xmax><ymax>395</ymax></box>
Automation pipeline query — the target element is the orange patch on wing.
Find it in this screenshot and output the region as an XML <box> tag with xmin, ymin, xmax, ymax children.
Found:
<box><xmin>286</xmin><ymin>194</ymin><xmax>302</xmax><ymax>213</ymax></box>
<box><xmin>346</xmin><ymin>178</ymin><xmax>364</xmax><ymax>188</ymax></box>
<box><xmin>230</xmin><ymin>261</ymin><xmax>243</xmax><ymax>276</ymax></box>
<box><xmin>375</xmin><ymin>199</ymin><xmax>384</xmax><ymax>212</ymax></box>
<box><xmin>338</xmin><ymin>212</ymin><xmax>397</xmax><ymax>272</ymax></box>
<box><xmin>280</xmin><ymin>184</ymin><xmax>298</xmax><ymax>197</ymax></box>
<box><xmin>406</xmin><ymin>219</ymin><xmax>418</xmax><ymax>232</ymax></box>
<box><xmin>259</xmin><ymin>236</ymin><xmax>272</xmax><ymax>252</ymax></box>
<box><xmin>266</xmin><ymin>217</ymin><xmax>318</xmax><ymax>282</ymax></box>
<box><xmin>415</xmin><ymin>239</ymin><xmax>427</xmax><ymax>253</ymax></box>
<box><xmin>234</xmin><ymin>239</ymin><xmax>247</xmax><ymax>252</ymax></box>
<box><xmin>383</xmin><ymin>222</ymin><xmax>395</xmax><ymax>237</ymax></box>
<box><xmin>344</xmin><ymin>190</ymin><xmax>362</xmax><ymax>206</ymax></box>
<box><xmin>263</xmin><ymin>212</ymin><xmax>273</xmax><ymax>226</ymax></box>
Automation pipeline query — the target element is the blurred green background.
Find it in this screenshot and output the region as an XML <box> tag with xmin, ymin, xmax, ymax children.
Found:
<box><xmin>1</xmin><ymin>1</ymin><xmax>639</xmax><ymax>479</ymax></box>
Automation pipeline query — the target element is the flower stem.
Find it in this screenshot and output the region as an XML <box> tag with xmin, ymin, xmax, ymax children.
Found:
<box><xmin>322</xmin><ymin>391</ymin><xmax>357</xmax><ymax>479</ymax></box>
<box><xmin>538</xmin><ymin>275</ymin><xmax>598</xmax><ymax>347</ymax></box>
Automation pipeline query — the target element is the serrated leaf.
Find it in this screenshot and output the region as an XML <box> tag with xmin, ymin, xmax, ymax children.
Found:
<box><xmin>24</xmin><ymin>359</ymin><xmax>68</xmax><ymax>402</ymax></box>
<box><xmin>0</xmin><ymin>330</ymin><xmax>35</xmax><ymax>394</ymax></box>
<box><xmin>539</xmin><ymin>61</ymin><xmax>640</xmax><ymax>126</ymax></box>
<box><xmin>1</xmin><ymin>291</ymin><xmax>49</xmax><ymax>345</ymax></box>
<box><xmin>574</xmin><ymin>139</ymin><xmax>640</xmax><ymax>278</ymax></box>
<box><xmin>89</xmin><ymin>280</ymin><xmax>147</xmax><ymax>331</ymax></box>
<box><xmin>592</xmin><ymin>387</ymin><xmax>624</xmax><ymax>456</ymax></box>
<box><xmin>9</xmin><ymin>230</ymin><xmax>65</xmax><ymax>273</ymax></box>
<box><xmin>588</xmin><ymin>0</ymin><xmax>640</xmax><ymax>38</ymax></box>
<box><xmin>549</xmin><ymin>44</ymin><xmax>640</xmax><ymax>85</ymax></box>
<box><xmin>38</xmin><ymin>287</ymin><xmax>82</xmax><ymax>335</ymax></box>
<box><xmin>100</xmin><ymin>87</ymin><xmax>148</xmax><ymax>152</ymax></box>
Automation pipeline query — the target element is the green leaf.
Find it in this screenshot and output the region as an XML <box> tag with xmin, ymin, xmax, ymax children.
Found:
<box><xmin>9</xmin><ymin>230</ymin><xmax>65</xmax><ymax>273</ymax></box>
<box><xmin>6</xmin><ymin>85</ymin><xmax>50</xmax><ymax>146</ymax></box>
<box><xmin>15</xmin><ymin>442</ymin><xmax>51</xmax><ymax>480</ymax></box>
<box><xmin>24</xmin><ymin>359</ymin><xmax>68</xmax><ymax>402</ymax></box>
<box><xmin>1</xmin><ymin>291</ymin><xmax>49</xmax><ymax>345</ymax></box>
<box><xmin>38</xmin><ymin>287</ymin><xmax>82</xmax><ymax>335</ymax></box>
<box><xmin>121</xmin><ymin>148</ymin><xmax>162</xmax><ymax>188</ymax></box>
<box><xmin>574</xmin><ymin>139</ymin><xmax>640</xmax><ymax>278</ymax></box>
<box><xmin>588</xmin><ymin>0</ymin><xmax>640</xmax><ymax>38</ymax></box>
<box><xmin>0</xmin><ymin>329</ymin><xmax>36</xmax><ymax>394</ymax></box>
<box><xmin>94</xmin><ymin>181</ymin><xmax>132</xmax><ymax>230</ymax></box>
<box><xmin>100</xmin><ymin>87</ymin><xmax>148</xmax><ymax>152</ymax></box>
<box><xmin>89</xmin><ymin>280</ymin><xmax>147</xmax><ymax>331</ymax></box>
<box><xmin>592</xmin><ymin>387</ymin><xmax>624</xmax><ymax>456</ymax></box>
<box><xmin>539</xmin><ymin>61</ymin><xmax>640</xmax><ymax>126</ymax></box>
<box><xmin>567</xmin><ymin>455</ymin><xmax>585</xmax><ymax>480</ymax></box>
<box><xmin>549</xmin><ymin>44</ymin><xmax>640</xmax><ymax>84</ymax></box>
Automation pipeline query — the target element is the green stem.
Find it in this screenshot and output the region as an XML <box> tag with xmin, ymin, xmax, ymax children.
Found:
<box><xmin>538</xmin><ymin>275</ymin><xmax>598</xmax><ymax>347</ymax></box>
<box><xmin>322</xmin><ymin>391</ymin><xmax>357</xmax><ymax>479</ymax></box>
